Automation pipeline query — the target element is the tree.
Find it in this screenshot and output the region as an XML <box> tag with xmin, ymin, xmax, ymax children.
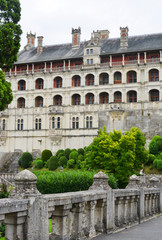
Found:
<box><xmin>85</xmin><ymin>127</ymin><xmax>148</xmax><ymax>188</ymax></box>
<box><xmin>0</xmin><ymin>0</ymin><xmax>22</xmax><ymax>110</ymax></box>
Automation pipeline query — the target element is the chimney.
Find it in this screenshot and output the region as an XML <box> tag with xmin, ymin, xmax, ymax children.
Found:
<box><xmin>37</xmin><ymin>36</ymin><xmax>43</xmax><ymax>53</ymax></box>
<box><xmin>120</xmin><ymin>27</ymin><xmax>129</xmax><ymax>48</ymax></box>
<box><xmin>72</xmin><ymin>27</ymin><xmax>81</xmax><ymax>48</ymax></box>
<box><xmin>26</xmin><ymin>32</ymin><xmax>36</xmax><ymax>48</ymax></box>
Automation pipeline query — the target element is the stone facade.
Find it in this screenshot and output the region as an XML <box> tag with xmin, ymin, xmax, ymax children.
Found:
<box><xmin>0</xmin><ymin>27</ymin><xmax>162</xmax><ymax>157</ymax></box>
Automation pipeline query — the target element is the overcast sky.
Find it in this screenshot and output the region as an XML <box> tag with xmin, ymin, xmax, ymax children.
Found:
<box><xmin>20</xmin><ymin>0</ymin><xmax>162</xmax><ymax>49</ymax></box>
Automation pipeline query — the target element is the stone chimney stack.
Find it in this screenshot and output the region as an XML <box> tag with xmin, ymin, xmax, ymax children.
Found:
<box><xmin>72</xmin><ymin>27</ymin><xmax>81</xmax><ymax>48</ymax></box>
<box><xmin>120</xmin><ymin>27</ymin><xmax>129</xmax><ymax>48</ymax></box>
<box><xmin>37</xmin><ymin>36</ymin><xmax>44</xmax><ymax>53</ymax></box>
<box><xmin>26</xmin><ymin>32</ymin><xmax>36</xmax><ymax>48</ymax></box>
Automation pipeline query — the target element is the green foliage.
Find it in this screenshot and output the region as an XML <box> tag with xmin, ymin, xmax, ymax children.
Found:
<box><xmin>48</xmin><ymin>156</ymin><xmax>59</xmax><ymax>170</ymax></box>
<box><xmin>157</xmin><ymin>140</ymin><xmax>162</xmax><ymax>152</ymax></box>
<box><xmin>0</xmin><ymin>222</ymin><xmax>5</xmax><ymax>237</ymax></box>
<box><xmin>41</xmin><ymin>150</ymin><xmax>52</xmax><ymax>163</ymax></box>
<box><xmin>78</xmin><ymin>154</ymin><xmax>84</xmax><ymax>161</ymax></box>
<box><xmin>78</xmin><ymin>148</ymin><xmax>84</xmax><ymax>155</ymax></box>
<box><xmin>153</xmin><ymin>159</ymin><xmax>158</xmax><ymax>168</ymax></box>
<box><xmin>33</xmin><ymin>170</ymin><xmax>96</xmax><ymax>194</ymax></box>
<box><xmin>0</xmin><ymin>183</ymin><xmax>9</xmax><ymax>198</ymax></box>
<box><xmin>69</xmin><ymin>151</ymin><xmax>78</xmax><ymax>161</ymax></box>
<box><xmin>59</xmin><ymin>156</ymin><xmax>68</xmax><ymax>167</ymax></box>
<box><xmin>20</xmin><ymin>152</ymin><xmax>33</xmax><ymax>169</ymax></box>
<box><xmin>64</xmin><ymin>148</ymin><xmax>71</xmax><ymax>159</ymax></box>
<box><xmin>146</xmin><ymin>154</ymin><xmax>156</xmax><ymax>166</ymax></box>
<box><xmin>35</xmin><ymin>160</ymin><xmax>44</xmax><ymax>169</ymax></box>
<box><xmin>0</xmin><ymin>70</ymin><xmax>13</xmax><ymax>111</ymax></box>
<box><xmin>152</xmin><ymin>135</ymin><xmax>162</xmax><ymax>142</ymax></box>
<box><xmin>67</xmin><ymin>159</ymin><xmax>75</xmax><ymax>168</ymax></box>
<box><xmin>56</xmin><ymin>149</ymin><xmax>64</xmax><ymax>156</ymax></box>
<box><xmin>149</xmin><ymin>140</ymin><xmax>158</xmax><ymax>155</ymax></box>
<box><xmin>108</xmin><ymin>174</ymin><xmax>118</xmax><ymax>189</ymax></box>
<box><xmin>84</xmin><ymin>127</ymin><xmax>148</xmax><ymax>188</ymax></box>
<box><xmin>157</xmin><ymin>160</ymin><xmax>162</xmax><ymax>170</ymax></box>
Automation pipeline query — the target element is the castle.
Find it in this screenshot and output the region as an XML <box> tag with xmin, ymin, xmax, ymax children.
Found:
<box><xmin>0</xmin><ymin>27</ymin><xmax>162</xmax><ymax>157</ymax></box>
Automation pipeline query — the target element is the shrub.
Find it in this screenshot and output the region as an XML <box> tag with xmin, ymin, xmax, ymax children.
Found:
<box><xmin>78</xmin><ymin>154</ymin><xmax>84</xmax><ymax>162</ymax></box>
<box><xmin>67</xmin><ymin>159</ymin><xmax>75</xmax><ymax>168</ymax></box>
<box><xmin>157</xmin><ymin>160</ymin><xmax>162</xmax><ymax>170</ymax></box>
<box><xmin>64</xmin><ymin>148</ymin><xmax>71</xmax><ymax>159</ymax></box>
<box><xmin>59</xmin><ymin>156</ymin><xmax>68</xmax><ymax>167</ymax></box>
<box><xmin>157</xmin><ymin>152</ymin><xmax>162</xmax><ymax>159</ymax></box>
<box><xmin>153</xmin><ymin>159</ymin><xmax>158</xmax><ymax>168</ymax></box>
<box><xmin>0</xmin><ymin>222</ymin><xmax>5</xmax><ymax>237</ymax></box>
<box><xmin>108</xmin><ymin>174</ymin><xmax>118</xmax><ymax>189</ymax></box>
<box><xmin>0</xmin><ymin>183</ymin><xmax>9</xmax><ymax>199</ymax></box>
<box><xmin>41</xmin><ymin>150</ymin><xmax>52</xmax><ymax>163</ymax></box>
<box><xmin>71</xmin><ymin>148</ymin><xmax>77</xmax><ymax>152</ymax></box>
<box><xmin>56</xmin><ymin>149</ymin><xmax>64</xmax><ymax>156</ymax></box>
<box><xmin>157</xmin><ymin>140</ymin><xmax>162</xmax><ymax>152</ymax></box>
<box><xmin>48</xmin><ymin>156</ymin><xmax>59</xmax><ymax>170</ymax></box>
<box><xmin>149</xmin><ymin>140</ymin><xmax>158</xmax><ymax>155</ymax></box>
<box><xmin>146</xmin><ymin>154</ymin><xmax>156</xmax><ymax>166</ymax></box>
<box><xmin>57</xmin><ymin>152</ymin><xmax>64</xmax><ymax>160</ymax></box>
<box><xmin>78</xmin><ymin>148</ymin><xmax>84</xmax><ymax>156</ymax></box>
<box><xmin>35</xmin><ymin>160</ymin><xmax>44</xmax><ymax>169</ymax></box>
<box><xmin>69</xmin><ymin>151</ymin><xmax>78</xmax><ymax>162</ymax></box>
<box><xmin>21</xmin><ymin>152</ymin><xmax>33</xmax><ymax>169</ymax></box>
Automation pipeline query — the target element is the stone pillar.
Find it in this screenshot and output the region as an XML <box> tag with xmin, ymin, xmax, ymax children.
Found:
<box><xmin>106</xmin><ymin>190</ymin><xmax>115</xmax><ymax>232</ymax></box>
<box><xmin>139</xmin><ymin>189</ymin><xmax>145</xmax><ymax>221</ymax></box>
<box><xmin>63</xmin><ymin>60</ymin><xmax>65</xmax><ymax>71</ymax></box>
<box><xmin>32</xmin><ymin>64</ymin><xmax>34</xmax><ymax>74</ymax></box>
<box><xmin>122</xmin><ymin>54</ymin><xmax>125</xmax><ymax>66</ymax></box>
<box><xmin>89</xmin><ymin>200</ymin><xmax>97</xmax><ymax>238</ymax></box>
<box><xmin>117</xmin><ymin>197</ymin><xmax>124</xmax><ymax>227</ymax></box>
<box><xmin>109</xmin><ymin>55</ymin><xmax>112</xmax><ymax>67</ymax></box>
<box><xmin>138</xmin><ymin>53</ymin><xmax>140</xmax><ymax>64</ymax></box>
<box><xmin>145</xmin><ymin>194</ymin><xmax>149</xmax><ymax>217</ymax></box>
<box><xmin>150</xmin><ymin>177</ymin><xmax>160</xmax><ymax>188</ymax></box>
<box><xmin>44</xmin><ymin>62</ymin><xmax>46</xmax><ymax>73</ymax></box>
<box><xmin>51</xmin><ymin>204</ymin><xmax>72</xmax><ymax>240</ymax></box>
<box><xmin>5</xmin><ymin>212</ymin><xmax>27</xmax><ymax>240</ymax></box>
<box><xmin>50</xmin><ymin>62</ymin><xmax>53</xmax><ymax>72</ymax></box>
<box><xmin>123</xmin><ymin>197</ymin><xmax>130</xmax><ymax>225</ymax></box>
<box><xmin>129</xmin><ymin>196</ymin><xmax>135</xmax><ymax>223</ymax></box>
<box><xmin>68</xmin><ymin>60</ymin><xmax>70</xmax><ymax>71</ymax></box>
<box><xmin>26</xmin><ymin>64</ymin><xmax>29</xmax><ymax>74</ymax></box>
<box><xmin>144</xmin><ymin>52</ymin><xmax>147</xmax><ymax>64</ymax></box>
<box><xmin>160</xmin><ymin>50</ymin><xmax>162</xmax><ymax>62</ymax></box>
<box><xmin>14</xmin><ymin>65</ymin><xmax>17</xmax><ymax>76</ymax></box>
<box><xmin>95</xmin><ymin>199</ymin><xmax>106</xmax><ymax>232</ymax></box>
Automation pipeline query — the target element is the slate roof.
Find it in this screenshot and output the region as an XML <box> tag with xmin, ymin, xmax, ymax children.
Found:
<box><xmin>16</xmin><ymin>33</ymin><xmax>162</xmax><ymax>64</ymax></box>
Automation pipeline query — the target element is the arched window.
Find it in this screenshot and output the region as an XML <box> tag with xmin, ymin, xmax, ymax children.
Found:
<box><xmin>149</xmin><ymin>89</ymin><xmax>159</xmax><ymax>102</ymax></box>
<box><xmin>99</xmin><ymin>73</ymin><xmax>109</xmax><ymax>85</ymax></box>
<box><xmin>127</xmin><ymin>71</ymin><xmax>137</xmax><ymax>83</ymax></box>
<box><xmin>72</xmin><ymin>94</ymin><xmax>81</xmax><ymax>105</ymax></box>
<box><xmin>17</xmin><ymin>98</ymin><xmax>25</xmax><ymax>108</ymax></box>
<box><xmin>127</xmin><ymin>91</ymin><xmax>137</xmax><ymax>102</ymax></box>
<box><xmin>114</xmin><ymin>91</ymin><xmax>122</xmax><ymax>103</ymax></box>
<box><xmin>54</xmin><ymin>77</ymin><xmax>62</xmax><ymax>88</ymax></box>
<box><xmin>72</xmin><ymin>75</ymin><xmax>81</xmax><ymax>87</ymax></box>
<box><xmin>85</xmin><ymin>74</ymin><xmax>94</xmax><ymax>86</ymax></box>
<box><xmin>17</xmin><ymin>119</ymin><xmax>23</xmax><ymax>131</ymax></box>
<box><xmin>18</xmin><ymin>80</ymin><xmax>26</xmax><ymax>90</ymax></box>
<box><xmin>114</xmin><ymin>72</ymin><xmax>122</xmax><ymax>84</ymax></box>
<box><xmin>72</xmin><ymin>117</ymin><xmax>79</xmax><ymax>129</ymax></box>
<box><xmin>35</xmin><ymin>118</ymin><xmax>41</xmax><ymax>130</ymax></box>
<box><xmin>86</xmin><ymin>116</ymin><xmax>92</xmax><ymax>128</ymax></box>
<box><xmin>35</xmin><ymin>78</ymin><xmax>44</xmax><ymax>89</ymax></box>
<box><xmin>149</xmin><ymin>69</ymin><xmax>159</xmax><ymax>82</ymax></box>
<box><xmin>35</xmin><ymin>96</ymin><xmax>43</xmax><ymax>107</ymax></box>
<box><xmin>57</xmin><ymin>117</ymin><xmax>61</xmax><ymax>129</ymax></box>
<box><xmin>86</xmin><ymin>93</ymin><xmax>94</xmax><ymax>104</ymax></box>
<box><xmin>99</xmin><ymin>92</ymin><xmax>109</xmax><ymax>104</ymax></box>
<box><xmin>54</xmin><ymin>95</ymin><xmax>62</xmax><ymax>105</ymax></box>
<box><xmin>52</xmin><ymin>117</ymin><xmax>55</xmax><ymax>129</ymax></box>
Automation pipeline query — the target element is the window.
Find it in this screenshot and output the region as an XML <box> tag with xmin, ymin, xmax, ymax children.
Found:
<box><xmin>86</xmin><ymin>93</ymin><xmax>94</xmax><ymax>104</ymax></box>
<box><xmin>72</xmin><ymin>117</ymin><xmax>79</xmax><ymax>129</ymax></box>
<box><xmin>18</xmin><ymin>80</ymin><xmax>26</xmax><ymax>90</ymax></box>
<box><xmin>52</xmin><ymin>117</ymin><xmax>55</xmax><ymax>129</ymax></box>
<box><xmin>99</xmin><ymin>92</ymin><xmax>109</xmax><ymax>104</ymax></box>
<box><xmin>72</xmin><ymin>94</ymin><xmax>81</xmax><ymax>105</ymax></box>
<box><xmin>35</xmin><ymin>78</ymin><xmax>44</xmax><ymax>89</ymax></box>
<box><xmin>35</xmin><ymin>118</ymin><xmax>41</xmax><ymax>130</ymax></box>
<box><xmin>17</xmin><ymin>98</ymin><xmax>25</xmax><ymax>108</ymax></box>
<box><xmin>90</xmin><ymin>49</ymin><xmax>93</xmax><ymax>54</ymax></box>
<box><xmin>86</xmin><ymin>74</ymin><xmax>94</xmax><ymax>86</ymax></box>
<box><xmin>149</xmin><ymin>69</ymin><xmax>159</xmax><ymax>82</ymax></box>
<box><xmin>17</xmin><ymin>119</ymin><xmax>23</xmax><ymax>131</ymax></box>
<box><xmin>114</xmin><ymin>91</ymin><xmax>122</xmax><ymax>103</ymax></box>
<box><xmin>149</xmin><ymin>90</ymin><xmax>159</xmax><ymax>102</ymax></box>
<box><xmin>86</xmin><ymin>49</ymin><xmax>89</xmax><ymax>54</ymax></box>
<box><xmin>114</xmin><ymin>72</ymin><xmax>122</xmax><ymax>84</ymax></box>
<box><xmin>87</xmin><ymin>59</ymin><xmax>90</xmax><ymax>65</ymax></box>
<box><xmin>2</xmin><ymin>119</ymin><xmax>5</xmax><ymax>130</ymax></box>
<box><xmin>99</xmin><ymin>73</ymin><xmax>109</xmax><ymax>85</ymax></box>
<box><xmin>127</xmin><ymin>91</ymin><xmax>137</xmax><ymax>103</ymax></box>
<box><xmin>54</xmin><ymin>77</ymin><xmax>62</xmax><ymax>88</ymax></box>
<box><xmin>129</xmin><ymin>57</ymin><xmax>137</xmax><ymax>64</ymax></box>
<box><xmin>35</xmin><ymin>96</ymin><xmax>43</xmax><ymax>107</ymax></box>
<box><xmin>86</xmin><ymin>116</ymin><xmax>92</xmax><ymax>129</ymax></box>
<box><xmin>72</xmin><ymin>75</ymin><xmax>81</xmax><ymax>87</ymax></box>
<box><xmin>57</xmin><ymin>117</ymin><xmax>61</xmax><ymax>129</ymax></box>
<box><xmin>127</xmin><ymin>71</ymin><xmax>137</xmax><ymax>83</ymax></box>
<box><xmin>90</xmin><ymin>59</ymin><xmax>93</xmax><ymax>64</ymax></box>
<box><xmin>54</xmin><ymin>95</ymin><xmax>62</xmax><ymax>105</ymax></box>
<box><xmin>151</xmin><ymin>56</ymin><xmax>158</xmax><ymax>63</ymax></box>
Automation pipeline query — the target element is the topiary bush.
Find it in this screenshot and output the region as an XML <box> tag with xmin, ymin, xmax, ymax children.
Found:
<box><xmin>64</xmin><ymin>148</ymin><xmax>71</xmax><ymax>159</ymax></box>
<box><xmin>157</xmin><ymin>140</ymin><xmax>162</xmax><ymax>152</ymax></box>
<box><xmin>67</xmin><ymin>159</ymin><xmax>75</xmax><ymax>168</ymax></box>
<box><xmin>21</xmin><ymin>152</ymin><xmax>33</xmax><ymax>169</ymax></box>
<box><xmin>157</xmin><ymin>160</ymin><xmax>162</xmax><ymax>170</ymax></box>
<box><xmin>146</xmin><ymin>154</ymin><xmax>156</xmax><ymax>166</ymax></box>
<box><xmin>48</xmin><ymin>156</ymin><xmax>59</xmax><ymax>170</ymax></box>
<box><xmin>56</xmin><ymin>149</ymin><xmax>64</xmax><ymax>156</ymax></box>
<box><xmin>41</xmin><ymin>150</ymin><xmax>52</xmax><ymax>163</ymax></box>
<box><xmin>108</xmin><ymin>174</ymin><xmax>118</xmax><ymax>189</ymax></box>
<box><xmin>35</xmin><ymin>160</ymin><xmax>44</xmax><ymax>169</ymax></box>
<box><xmin>153</xmin><ymin>159</ymin><xmax>158</xmax><ymax>168</ymax></box>
<box><xmin>149</xmin><ymin>140</ymin><xmax>158</xmax><ymax>155</ymax></box>
<box><xmin>59</xmin><ymin>156</ymin><xmax>68</xmax><ymax>167</ymax></box>
<box><xmin>69</xmin><ymin>151</ymin><xmax>78</xmax><ymax>162</ymax></box>
<box><xmin>78</xmin><ymin>148</ymin><xmax>84</xmax><ymax>156</ymax></box>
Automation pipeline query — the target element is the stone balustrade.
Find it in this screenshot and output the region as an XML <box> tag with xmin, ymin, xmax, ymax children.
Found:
<box><xmin>0</xmin><ymin>170</ymin><xmax>162</xmax><ymax>240</ymax></box>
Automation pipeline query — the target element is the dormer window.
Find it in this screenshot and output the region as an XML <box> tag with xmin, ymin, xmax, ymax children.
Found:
<box><xmin>86</xmin><ymin>49</ymin><xmax>89</xmax><ymax>54</ymax></box>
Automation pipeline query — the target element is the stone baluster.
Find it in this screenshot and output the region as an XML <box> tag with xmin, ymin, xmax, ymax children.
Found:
<box><xmin>5</xmin><ymin>212</ymin><xmax>27</xmax><ymax>240</ymax></box>
<box><xmin>89</xmin><ymin>200</ymin><xmax>97</xmax><ymax>238</ymax></box>
<box><xmin>123</xmin><ymin>196</ymin><xmax>130</xmax><ymax>225</ymax></box>
<box><xmin>148</xmin><ymin>195</ymin><xmax>153</xmax><ymax>216</ymax></box>
<box><xmin>160</xmin><ymin>179</ymin><xmax>162</xmax><ymax>213</ymax></box>
<box><xmin>51</xmin><ymin>204</ymin><xmax>72</xmax><ymax>240</ymax></box>
<box><xmin>95</xmin><ymin>199</ymin><xmax>106</xmax><ymax>232</ymax></box>
<box><xmin>133</xmin><ymin>196</ymin><xmax>138</xmax><ymax>222</ymax></box>
<box><xmin>156</xmin><ymin>194</ymin><xmax>160</xmax><ymax>213</ymax></box>
<box><xmin>145</xmin><ymin>195</ymin><xmax>149</xmax><ymax>217</ymax></box>
<box><xmin>130</xmin><ymin>196</ymin><xmax>135</xmax><ymax>223</ymax></box>
<box><xmin>152</xmin><ymin>194</ymin><xmax>156</xmax><ymax>214</ymax></box>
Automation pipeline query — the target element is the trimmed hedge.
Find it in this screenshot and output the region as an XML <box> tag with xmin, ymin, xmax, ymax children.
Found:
<box><xmin>157</xmin><ymin>160</ymin><xmax>162</xmax><ymax>170</ymax></box>
<box><xmin>48</xmin><ymin>156</ymin><xmax>59</xmax><ymax>170</ymax></box>
<box><xmin>20</xmin><ymin>152</ymin><xmax>33</xmax><ymax>169</ymax></box>
<box><xmin>33</xmin><ymin>170</ymin><xmax>118</xmax><ymax>194</ymax></box>
<box><xmin>41</xmin><ymin>150</ymin><xmax>52</xmax><ymax>163</ymax></box>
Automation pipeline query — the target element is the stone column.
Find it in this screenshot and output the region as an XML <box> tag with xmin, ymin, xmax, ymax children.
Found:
<box><xmin>50</xmin><ymin>62</ymin><xmax>53</xmax><ymax>72</ymax></box>
<box><xmin>68</xmin><ymin>60</ymin><xmax>70</xmax><ymax>71</ymax></box>
<box><xmin>26</xmin><ymin>64</ymin><xmax>29</xmax><ymax>74</ymax></box>
<box><xmin>89</xmin><ymin>200</ymin><xmax>97</xmax><ymax>238</ymax></box>
<box><xmin>63</xmin><ymin>60</ymin><xmax>65</xmax><ymax>71</ymax></box>
<box><xmin>145</xmin><ymin>195</ymin><xmax>149</xmax><ymax>217</ymax></box>
<box><xmin>109</xmin><ymin>55</ymin><xmax>112</xmax><ymax>67</ymax></box>
<box><xmin>106</xmin><ymin>190</ymin><xmax>115</xmax><ymax>232</ymax></box>
<box><xmin>5</xmin><ymin>212</ymin><xmax>27</xmax><ymax>240</ymax></box>
<box><xmin>129</xmin><ymin>196</ymin><xmax>134</xmax><ymax>223</ymax></box>
<box><xmin>138</xmin><ymin>53</ymin><xmax>140</xmax><ymax>64</ymax></box>
<box><xmin>14</xmin><ymin>65</ymin><xmax>17</xmax><ymax>76</ymax></box>
<box><xmin>122</xmin><ymin>54</ymin><xmax>125</xmax><ymax>66</ymax></box>
<box><xmin>44</xmin><ymin>62</ymin><xmax>47</xmax><ymax>73</ymax></box>
<box><xmin>95</xmin><ymin>199</ymin><xmax>106</xmax><ymax>232</ymax></box>
<box><xmin>123</xmin><ymin>197</ymin><xmax>130</xmax><ymax>225</ymax></box>
<box><xmin>51</xmin><ymin>204</ymin><xmax>72</xmax><ymax>240</ymax></box>
<box><xmin>160</xmin><ymin>50</ymin><xmax>162</xmax><ymax>62</ymax></box>
<box><xmin>144</xmin><ymin>52</ymin><xmax>147</xmax><ymax>64</ymax></box>
<box><xmin>32</xmin><ymin>64</ymin><xmax>34</xmax><ymax>74</ymax></box>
